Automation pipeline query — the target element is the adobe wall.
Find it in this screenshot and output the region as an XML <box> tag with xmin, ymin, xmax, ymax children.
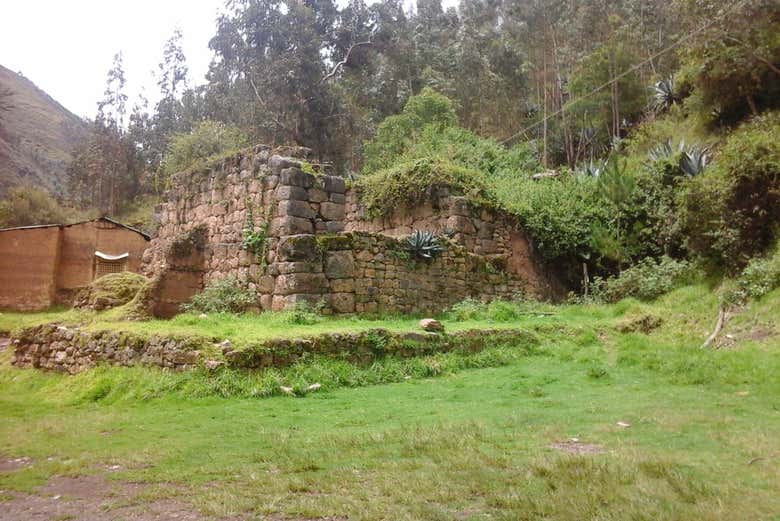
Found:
<box><xmin>143</xmin><ymin>145</ymin><xmax>558</xmax><ymax>316</ymax></box>
<box><xmin>57</xmin><ymin>221</ymin><xmax>149</xmax><ymax>292</ymax></box>
<box><xmin>0</xmin><ymin>227</ymin><xmax>61</xmax><ymax>311</ymax></box>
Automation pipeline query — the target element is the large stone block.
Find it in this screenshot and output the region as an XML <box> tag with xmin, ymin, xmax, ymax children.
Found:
<box><xmin>277</xmin><ymin>234</ymin><xmax>319</xmax><ymax>261</ymax></box>
<box><xmin>330</xmin><ymin>293</ymin><xmax>355</xmax><ymax>313</ymax></box>
<box><xmin>270</xmin><ymin>216</ymin><xmax>314</xmax><ymax>236</ymax></box>
<box><xmin>450</xmin><ymin>196</ymin><xmax>471</xmax><ymax>217</ymax></box>
<box><xmin>322</xmin><ymin>175</ymin><xmax>346</xmax><ymax>194</ymax></box>
<box><xmin>274</xmin><ymin>185</ymin><xmax>309</xmax><ymax>201</ymax></box>
<box><xmin>325</xmin><ymin>251</ymin><xmax>356</xmax><ymax>279</ymax></box>
<box><xmin>274</xmin><ymin>273</ymin><xmax>327</xmax><ymax>295</ymax></box>
<box><xmin>447</xmin><ymin>215</ymin><xmax>477</xmax><ymax>234</ymax></box>
<box><xmin>280</xmin><ymin>167</ymin><xmax>315</xmax><ymax>188</ymax></box>
<box><xmin>278</xmin><ymin>200</ymin><xmax>316</xmax><ymax>219</ymax></box>
<box><xmin>268</xmin><ymin>155</ymin><xmax>301</xmax><ymax>175</ymax></box>
<box><xmin>320</xmin><ymin>201</ymin><xmax>345</xmax><ymax>221</ymax></box>
<box><xmin>308</xmin><ymin>187</ymin><xmax>328</xmax><ymax>202</ymax></box>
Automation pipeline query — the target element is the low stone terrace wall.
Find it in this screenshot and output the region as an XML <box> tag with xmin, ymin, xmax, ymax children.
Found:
<box><xmin>11</xmin><ymin>323</ymin><xmax>538</xmax><ymax>374</ymax></box>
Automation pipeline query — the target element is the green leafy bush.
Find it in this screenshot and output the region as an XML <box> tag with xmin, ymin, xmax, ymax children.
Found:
<box><xmin>680</xmin><ymin>113</ymin><xmax>780</xmax><ymax>271</ymax></box>
<box><xmin>721</xmin><ymin>244</ymin><xmax>780</xmax><ymax>306</ymax></box>
<box><xmin>0</xmin><ymin>185</ymin><xmax>76</xmax><ymax>227</ymax></box>
<box><xmin>356</xmin><ymin>158</ymin><xmax>493</xmax><ymax>217</ymax></box>
<box><xmin>281</xmin><ymin>301</ymin><xmax>323</xmax><ymax>325</ymax></box>
<box><xmin>182</xmin><ymin>277</ymin><xmax>257</xmax><ymax>314</ymax></box>
<box><xmin>362</xmin><ymin>88</ymin><xmax>458</xmax><ymax>174</ymax></box>
<box><xmin>590</xmin><ymin>256</ymin><xmax>694</xmax><ymax>303</ymax></box>
<box><xmin>161</xmin><ymin>121</ymin><xmax>249</xmax><ymax>177</ymax></box>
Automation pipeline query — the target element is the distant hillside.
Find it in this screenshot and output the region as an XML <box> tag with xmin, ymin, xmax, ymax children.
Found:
<box><xmin>0</xmin><ymin>64</ymin><xmax>87</xmax><ymax>196</ymax></box>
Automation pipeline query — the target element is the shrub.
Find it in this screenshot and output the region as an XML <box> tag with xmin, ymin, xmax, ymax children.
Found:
<box><xmin>680</xmin><ymin>113</ymin><xmax>780</xmax><ymax>271</ymax></box>
<box><xmin>362</xmin><ymin>88</ymin><xmax>458</xmax><ymax>173</ymax></box>
<box><xmin>182</xmin><ymin>277</ymin><xmax>257</xmax><ymax>314</ymax></box>
<box><xmin>161</xmin><ymin>121</ymin><xmax>249</xmax><ymax>177</ymax></box>
<box><xmin>0</xmin><ymin>185</ymin><xmax>72</xmax><ymax>227</ymax></box>
<box><xmin>448</xmin><ymin>298</ymin><xmax>485</xmax><ymax>320</ymax></box>
<box><xmin>356</xmin><ymin>158</ymin><xmax>493</xmax><ymax>217</ymax></box>
<box><xmin>590</xmin><ymin>256</ymin><xmax>694</xmax><ymax>303</ymax></box>
<box><xmin>281</xmin><ymin>301</ymin><xmax>323</xmax><ymax>325</ymax></box>
<box><xmin>721</xmin><ymin>244</ymin><xmax>780</xmax><ymax>306</ymax></box>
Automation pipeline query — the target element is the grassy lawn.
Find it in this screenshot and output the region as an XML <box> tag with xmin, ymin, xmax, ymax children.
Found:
<box><xmin>0</xmin><ymin>286</ymin><xmax>778</xmax><ymax>519</ymax></box>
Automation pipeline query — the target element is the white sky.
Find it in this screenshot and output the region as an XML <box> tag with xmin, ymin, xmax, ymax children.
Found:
<box><xmin>1</xmin><ymin>0</ymin><xmax>458</xmax><ymax>121</ymax></box>
<box><xmin>1</xmin><ymin>0</ymin><xmax>232</xmax><ymax>119</ymax></box>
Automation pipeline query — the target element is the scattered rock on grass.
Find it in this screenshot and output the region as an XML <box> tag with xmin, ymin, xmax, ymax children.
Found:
<box><xmin>549</xmin><ymin>440</ymin><xmax>605</xmax><ymax>455</ymax></box>
<box><xmin>419</xmin><ymin>318</ymin><xmax>444</xmax><ymax>332</ymax></box>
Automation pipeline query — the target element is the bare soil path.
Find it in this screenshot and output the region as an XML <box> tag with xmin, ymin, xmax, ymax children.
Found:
<box><xmin>0</xmin><ymin>474</ymin><xmax>206</xmax><ymax>521</ymax></box>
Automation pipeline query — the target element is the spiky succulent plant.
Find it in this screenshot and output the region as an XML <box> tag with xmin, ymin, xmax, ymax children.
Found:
<box><xmin>651</xmin><ymin>78</ymin><xmax>678</xmax><ymax>113</ymax></box>
<box><xmin>406</xmin><ymin>230</ymin><xmax>444</xmax><ymax>259</ymax></box>
<box><xmin>578</xmin><ymin>159</ymin><xmax>606</xmax><ymax>178</ymax></box>
<box><xmin>679</xmin><ymin>145</ymin><xmax>709</xmax><ymax>176</ymax></box>
<box><xmin>648</xmin><ymin>139</ymin><xmax>675</xmax><ymax>162</ymax></box>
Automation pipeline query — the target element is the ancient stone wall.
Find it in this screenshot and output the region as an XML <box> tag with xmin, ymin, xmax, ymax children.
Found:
<box><xmin>12</xmin><ymin>322</ymin><xmax>537</xmax><ymax>374</ymax></box>
<box><xmin>143</xmin><ymin>146</ymin><xmax>558</xmax><ymax>316</ymax></box>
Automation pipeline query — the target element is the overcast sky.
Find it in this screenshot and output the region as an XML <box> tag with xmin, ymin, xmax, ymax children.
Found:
<box><xmin>2</xmin><ymin>0</ymin><xmax>458</xmax><ymax>121</ymax></box>
<box><xmin>1</xmin><ymin>0</ymin><xmax>224</xmax><ymax>119</ymax></box>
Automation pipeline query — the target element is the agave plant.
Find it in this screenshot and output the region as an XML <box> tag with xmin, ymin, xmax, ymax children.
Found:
<box><xmin>406</xmin><ymin>230</ymin><xmax>444</xmax><ymax>260</ymax></box>
<box><xmin>679</xmin><ymin>145</ymin><xmax>709</xmax><ymax>176</ymax></box>
<box><xmin>578</xmin><ymin>158</ymin><xmax>606</xmax><ymax>178</ymax></box>
<box><xmin>651</xmin><ymin>78</ymin><xmax>678</xmax><ymax>113</ymax></box>
<box><xmin>648</xmin><ymin>139</ymin><xmax>675</xmax><ymax>162</ymax></box>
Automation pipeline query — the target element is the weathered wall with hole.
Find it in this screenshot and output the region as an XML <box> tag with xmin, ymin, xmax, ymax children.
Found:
<box><xmin>12</xmin><ymin>322</ymin><xmax>538</xmax><ymax>374</ymax></box>
<box><xmin>142</xmin><ymin>146</ymin><xmax>558</xmax><ymax>316</ymax></box>
<box><xmin>0</xmin><ymin>220</ymin><xmax>150</xmax><ymax>311</ymax></box>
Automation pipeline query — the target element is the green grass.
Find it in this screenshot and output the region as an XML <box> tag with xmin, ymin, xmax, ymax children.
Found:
<box><xmin>0</xmin><ymin>285</ymin><xmax>778</xmax><ymax>519</ymax></box>
<box><xmin>2</xmin><ymin>301</ymin><xmax>557</xmax><ymax>345</ymax></box>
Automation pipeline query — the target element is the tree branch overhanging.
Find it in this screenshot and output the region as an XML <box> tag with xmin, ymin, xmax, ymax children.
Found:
<box><xmin>320</xmin><ymin>40</ymin><xmax>372</xmax><ymax>84</ymax></box>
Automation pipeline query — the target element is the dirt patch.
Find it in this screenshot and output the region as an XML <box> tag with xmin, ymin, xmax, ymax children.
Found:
<box><xmin>0</xmin><ymin>456</ymin><xmax>33</xmax><ymax>472</ymax></box>
<box><xmin>549</xmin><ymin>440</ymin><xmax>605</xmax><ymax>455</ymax></box>
<box><xmin>617</xmin><ymin>314</ymin><xmax>663</xmax><ymax>334</ymax></box>
<box><xmin>0</xmin><ymin>474</ymin><xmax>207</xmax><ymax>521</ymax></box>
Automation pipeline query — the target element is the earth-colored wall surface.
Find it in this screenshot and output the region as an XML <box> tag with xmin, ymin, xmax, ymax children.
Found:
<box><xmin>0</xmin><ymin>227</ymin><xmax>61</xmax><ymax>311</ymax></box>
<box><xmin>0</xmin><ymin>220</ymin><xmax>150</xmax><ymax>310</ymax></box>
<box><xmin>143</xmin><ymin>145</ymin><xmax>560</xmax><ymax>316</ymax></box>
<box><xmin>57</xmin><ymin>221</ymin><xmax>149</xmax><ymax>291</ymax></box>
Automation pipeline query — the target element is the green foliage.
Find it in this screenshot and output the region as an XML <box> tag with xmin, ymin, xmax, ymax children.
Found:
<box><xmin>362</xmin><ymin>88</ymin><xmax>459</xmax><ymax>174</ymax></box>
<box><xmin>406</xmin><ymin>230</ymin><xmax>443</xmax><ymax>260</ymax></box>
<box><xmin>679</xmin><ymin>0</ymin><xmax>780</xmax><ymax>125</ymax></box>
<box><xmin>161</xmin><ymin>121</ymin><xmax>249</xmax><ymax>177</ymax></box>
<box><xmin>0</xmin><ymin>186</ymin><xmax>74</xmax><ymax>227</ymax></box>
<box><xmin>182</xmin><ymin>276</ymin><xmax>258</xmax><ymax>314</ymax></box>
<box><xmin>240</xmin><ymin>203</ymin><xmax>268</xmax><ymax>259</ymax></box>
<box><xmin>681</xmin><ymin>113</ymin><xmax>780</xmax><ymax>270</ymax></box>
<box><xmin>356</xmin><ymin>157</ymin><xmax>493</xmax><ymax>217</ymax></box>
<box><xmin>590</xmin><ymin>256</ymin><xmax>695</xmax><ymax>303</ymax></box>
<box><xmin>281</xmin><ymin>301</ymin><xmax>324</xmax><ymax>325</ymax></box>
<box><xmin>721</xmin><ymin>244</ymin><xmax>780</xmax><ymax>306</ymax></box>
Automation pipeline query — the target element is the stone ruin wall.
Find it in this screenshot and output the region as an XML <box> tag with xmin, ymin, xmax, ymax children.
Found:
<box><xmin>142</xmin><ymin>145</ymin><xmax>558</xmax><ymax>316</ymax></box>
